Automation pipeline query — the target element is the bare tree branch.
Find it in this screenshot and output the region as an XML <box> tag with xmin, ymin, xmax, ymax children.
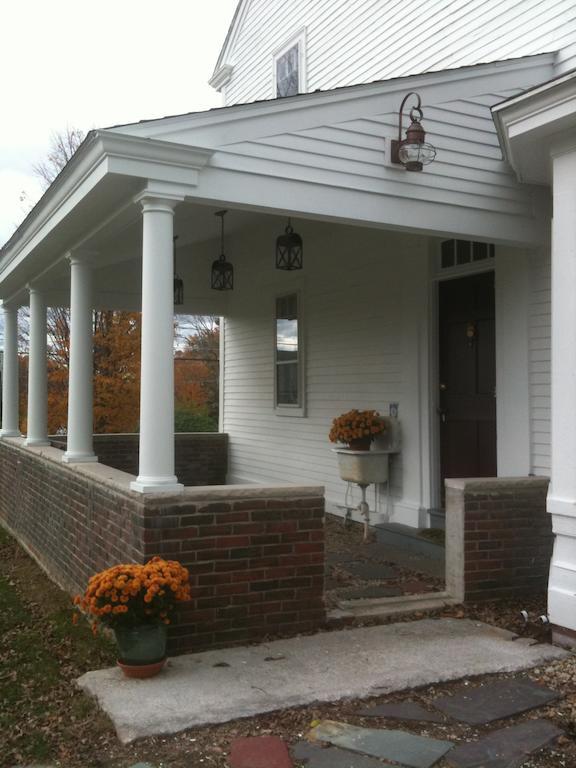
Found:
<box><xmin>32</xmin><ymin>127</ymin><xmax>85</xmax><ymax>189</ymax></box>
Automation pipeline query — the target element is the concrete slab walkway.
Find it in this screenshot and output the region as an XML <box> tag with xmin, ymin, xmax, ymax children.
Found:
<box><xmin>77</xmin><ymin>618</ymin><xmax>567</xmax><ymax>744</ymax></box>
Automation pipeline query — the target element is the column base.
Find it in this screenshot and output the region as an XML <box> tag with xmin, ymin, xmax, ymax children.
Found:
<box><xmin>552</xmin><ymin>624</ymin><xmax>576</xmax><ymax>649</ymax></box>
<box><xmin>1</xmin><ymin>430</ymin><xmax>21</xmax><ymax>438</ymax></box>
<box><xmin>130</xmin><ymin>476</ymin><xmax>184</xmax><ymax>494</ymax></box>
<box><xmin>547</xmin><ymin>496</ymin><xmax>576</xmax><ymax>635</ymax></box>
<box><xmin>26</xmin><ymin>438</ymin><xmax>51</xmax><ymax>447</ymax></box>
<box><xmin>62</xmin><ymin>452</ymin><xmax>98</xmax><ymax>464</ymax></box>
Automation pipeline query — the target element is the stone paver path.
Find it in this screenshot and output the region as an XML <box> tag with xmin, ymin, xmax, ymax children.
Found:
<box><xmin>229</xmin><ymin>736</ymin><xmax>292</xmax><ymax>768</ymax></box>
<box><xmin>344</xmin><ymin>562</ymin><xmax>398</xmax><ymax>581</ymax></box>
<box><xmin>433</xmin><ymin>678</ymin><xmax>560</xmax><ymax>725</ymax></box>
<box><xmin>356</xmin><ymin>701</ymin><xmax>445</xmax><ymax>723</ymax></box>
<box><xmin>445</xmin><ymin>719</ymin><xmax>563</xmax><ymax>768</ymax></box>
<box><xmin>308</xmin><ymin>720</ymin><xmax>453</xmax><ymax>768</ymax></box>
<box><xmin>292</xmin><ymin>741</ymin><xmax>402</xmax><ymax>767</ymax></box>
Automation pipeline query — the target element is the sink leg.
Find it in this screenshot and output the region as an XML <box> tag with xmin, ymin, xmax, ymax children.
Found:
<box><xmin>358</xmin><ymin>484</ymin><xmax>370</xmax><ymax>540</ymax></box>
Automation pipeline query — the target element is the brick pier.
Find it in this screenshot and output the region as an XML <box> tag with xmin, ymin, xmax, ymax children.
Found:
<box><xmin>445</xmin><ymin>477</ymin><xmax>553</xmax><ymax>602</ymax></box>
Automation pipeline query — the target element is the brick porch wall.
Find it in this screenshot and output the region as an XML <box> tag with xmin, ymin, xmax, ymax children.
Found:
<box><xmin>50</xmin><ymin>432</ymin><xmax>228</xmax><ymax>486</ymax></box>
<box><xmin>445</xmin><ymin>477</ymin><xmax>553</xmax><ymax>602</ymax></box>
<box><xmin>0</xmin><ymin>438</ymin><xmax>325</xmax><ymax>653</ymax></box>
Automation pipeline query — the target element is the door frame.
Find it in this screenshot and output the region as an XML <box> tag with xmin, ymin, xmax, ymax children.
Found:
<box><xmin>428</xmin><ymin>247</ymin><xmax>497</xmax><ymax>512</ymax></box>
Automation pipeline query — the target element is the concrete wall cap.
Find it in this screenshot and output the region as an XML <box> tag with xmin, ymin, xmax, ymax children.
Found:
<box><xmin>445</xmin><ymin>476</ymin><xmax>550</xmax><ymax>493</ymax></box>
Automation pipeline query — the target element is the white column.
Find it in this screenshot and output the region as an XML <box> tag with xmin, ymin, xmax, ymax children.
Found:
<box><xmin>1</xmin><ymin>304</ymin><xmax>21</xmax><ymax>437</ymax></box>
<box><xmin>26</xmin><ymin>286</ymin><xmax>49</xmax><ymax>446</ymax></box>
<box><xmin>63</xmin><ymin>253</ymin><xmax>97</xmax><ymax>463</ymax></box>
<box><xmin>547</xmin><ymin>146</ymin><xmax>576</xmax><ymax>636</ymax></box>
<box><xmin>130</xmin><ymin>195</ymin><xmax>183</xmax><ymax>494</ymax></box>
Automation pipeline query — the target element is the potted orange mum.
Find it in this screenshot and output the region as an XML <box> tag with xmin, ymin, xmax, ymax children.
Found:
<box><xmin>329</xmin><ymin>409</ymin><xmax>388</xmax><ymax>450</ymax></box>
<box><xmin>75</xmin><ymin>557</ymin><xmax>191</xmax><ymax>678</ymax></box>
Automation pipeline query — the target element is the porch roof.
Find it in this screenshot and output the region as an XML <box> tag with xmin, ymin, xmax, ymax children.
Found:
<box><xmin>0</xmin><ymin>53</ymin><xmax>555</xmax><ymax>306</ymax></box>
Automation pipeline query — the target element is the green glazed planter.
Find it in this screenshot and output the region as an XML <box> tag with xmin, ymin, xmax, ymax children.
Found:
<box><xmin>114</xmin><ymin>623</ymin><xmax>168</xmax><ymax>666</ymax></box>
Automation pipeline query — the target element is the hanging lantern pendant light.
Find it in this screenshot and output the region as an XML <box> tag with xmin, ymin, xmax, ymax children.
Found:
<box><xmin>173</xmin><ymin>235</ymin><xmax>184</xmax><ymax>306</ymax></box>
<box><xmin>211</xmin><ymin>210</ymin><xmax>234</xmax><ymax>291</ymax></box>
<box><xmin>276</xmin><ymin>217</ymin><xmax>303</xmax><ymax>270</ymax></box>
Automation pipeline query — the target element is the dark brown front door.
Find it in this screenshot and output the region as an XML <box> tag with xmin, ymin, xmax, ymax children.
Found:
<box><xmin>439</xmin><ymin>271</ymin><xmax>496</xmax><ymax>486</ymax></box>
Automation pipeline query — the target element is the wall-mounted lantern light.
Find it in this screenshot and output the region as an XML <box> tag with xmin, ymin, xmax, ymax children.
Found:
<box><xmin>390</xmin><ymin>92</ymin><xmax>436</xmax><ymax>171</ymax></box>
<box><xmin>173</xmin><ymin>235</ymin><xmax>184</xmax><ymax>306</ymax></box>
<box><xmin>211</xmin><ymin>210</ymin><xmax>234</xmax><ymax>291</ymax></box>
<box><xmin>276</xmin><ymin>218</ymin><xmax>303</xmax><ymax>270</ymax></box>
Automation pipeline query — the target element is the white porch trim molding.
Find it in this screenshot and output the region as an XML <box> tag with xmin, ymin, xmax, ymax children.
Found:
<box><xmin>1</xmin><ymin>302</ymin><xmax>21</xmax><ymax>438</ymax></box>
<box><xmin>130</xmin><ymin>187</ymin><xmax>186</xmax><ymax>494</ymax></box>
<box><xmin>26</xmin><ymin>284</ymin><xmax>49</xmax><ymax>446</ymax></box>
<box><xmin>494</xmin><ymin>70</ymin><xmax>576</xmax><ymax>638</ymax></box>
<box><xmin>63</xmin><ymin>251</ymin><xmax>97</xmax><ymax>463</ymax></box>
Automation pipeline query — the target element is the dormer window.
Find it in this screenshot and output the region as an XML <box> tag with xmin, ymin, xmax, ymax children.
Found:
<box><xmin>273</xmin><ymin>31</ymin><xmax>306</xmax><ymax>98</ymax></box>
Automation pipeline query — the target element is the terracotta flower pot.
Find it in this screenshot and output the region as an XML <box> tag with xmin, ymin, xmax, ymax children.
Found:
<box><xmin>114</xmin><ymin>623</ymin><xmax>167</xmax><ymax>678</ymax></box>
<box><xmin>117</xmin><ymin>658</ymin><xmax>166</xmax><ymax>679</ymax></box>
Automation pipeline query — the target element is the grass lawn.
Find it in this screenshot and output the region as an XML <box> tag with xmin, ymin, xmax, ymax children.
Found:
<box><xmin>0</xmin><ymin>526</ymin><xmax>116</xmax><ymax>767</ymax></box>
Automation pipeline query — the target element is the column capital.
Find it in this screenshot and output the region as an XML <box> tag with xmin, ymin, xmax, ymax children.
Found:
<box><xmin>26</xmin><ymin>281</ymin><xmax>46</xmax><ymax>296</ymax></box>
<box><xmin>65</xmin><ymin>249</ymin><xmax>97</xmax><ymax>267</ymax></box>
<box><xmin>134</xmin><ymin>193</ymin><xmax>181</xmax><ymax>215</ymax></box>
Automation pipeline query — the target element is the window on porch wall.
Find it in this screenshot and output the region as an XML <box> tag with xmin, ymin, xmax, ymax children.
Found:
<box><xmin>275</xmin><ymin>293</ymin><xmax>300</xmax><ymax>407</ymax></box>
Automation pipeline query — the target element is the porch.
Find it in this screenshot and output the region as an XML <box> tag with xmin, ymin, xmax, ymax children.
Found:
<box><xmin>0</xmin><ymin>56</ymin><xmax>574</xmax><ymax>642</ymax></box>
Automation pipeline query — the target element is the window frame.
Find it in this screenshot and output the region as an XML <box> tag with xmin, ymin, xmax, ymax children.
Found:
<box><xmin>272</xmin><ymin>29</ymin><xmax>307</xmax><ymax>99</ymax></box>
<box><xmin>274</xmin><ymin>290</ymin><xmax>306</xmax><ymax>417</ymax></box>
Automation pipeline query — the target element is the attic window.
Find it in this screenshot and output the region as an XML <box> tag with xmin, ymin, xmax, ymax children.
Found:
<box><xmin>274</xmin><ymin>32</ymin><xmax>306</xmax><ymax>98</ymax></box>
<box><xmin>276</xmin><ymin>44</ymin><xmax>299</xmax><ymax>97</ymax></box>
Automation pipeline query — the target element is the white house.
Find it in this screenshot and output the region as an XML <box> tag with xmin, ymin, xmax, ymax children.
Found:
<box><xmin>1</xmin><ymin>1</ymin><xmax>576</xmax><ymax>641</ymax></box>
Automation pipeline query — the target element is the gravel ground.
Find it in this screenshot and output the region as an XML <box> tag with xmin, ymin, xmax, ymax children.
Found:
<box><xmin>85</xmin><ymin>653</ymin><xmax>576</xmax><ymax>768</ymax></box>
<box><xmin>2</xmin><ymin>521</ymin><xmax>575</xmax><ymax>767</ymax></box>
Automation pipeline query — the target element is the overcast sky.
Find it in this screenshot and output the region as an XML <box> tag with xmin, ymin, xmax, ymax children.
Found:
<box><xmin>0</xmin><ymin>0</ymin><xmax>238</xmax><ymax>247</ymax></box>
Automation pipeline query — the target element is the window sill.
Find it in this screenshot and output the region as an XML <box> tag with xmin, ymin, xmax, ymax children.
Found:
<box><xmin>275</xmin><ymin>405</ymin><xmax>306</xmax><ymax>418</ymax></box>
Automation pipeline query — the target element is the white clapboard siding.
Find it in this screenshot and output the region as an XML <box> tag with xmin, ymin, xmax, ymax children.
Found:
<box><xmin>222</xmin><ymin>220</ymin><xmax>428</xmax><ymax>524</ymax></box>
<box><xmin>222</xmin><ymin>215</ymin><xmax>545</xmax><ymax>518</ymax></box>
<box><xmin>211</xmin><ymin>87</ymin><xmax>540</xmax><ymax>221</ymax></box>
<box><xmin>557</xmin><ymin>39</ymin><xmax>576</xmax><ymax>73</ymax></box>
<box><xmin>529</xmin><ymin>250</ymin><xmax>552</xmax><ymax>476</ymax></box>
<box><xmin>219</xmin><ymin>0</ymin><xmax>576</xmax><ymax>106</ymax></box>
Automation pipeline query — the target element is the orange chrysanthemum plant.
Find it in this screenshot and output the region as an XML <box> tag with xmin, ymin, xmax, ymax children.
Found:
<box><xmin>329</xmin><ymin>409</ymin><xmax>389</xmax><ymax>450</ymax></box>
<box><xmin>74</xmin><ymin>557</ymin><xmax>191</xmax><ymax>631</ymax></box>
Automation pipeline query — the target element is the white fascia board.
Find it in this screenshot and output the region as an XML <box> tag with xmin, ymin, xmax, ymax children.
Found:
<box><xmin>115</xmin><ymin>53</ymin><xmax>555</xmax><ymax>143</ymax></box>
<box><xmin>209</xmin><ymin>64</ymin><xmax>234</xmax><ymax>91</ymax></box>
<box><xmin>0</xmin><ymin>132</ymin><xmax>213</xmax><ymax>284</ymax></box>
<box><xmin>191</xmin><ymin>165</ymin><xmax>547</xmax><ymax>247</ymax></box>
<box><xmin>210</xmin><ymin>0</ymin><xmax>248</xmax><ymax>81</ymax></box>
<box><xmin>493</xmin><ymin>71</ymin><xmax>576</xmax><ymax>183</ymax></box>
<box><xmin>99</xmin><ymin>131</ymin><xmax>213</xmax><ymax>176</ymax></box>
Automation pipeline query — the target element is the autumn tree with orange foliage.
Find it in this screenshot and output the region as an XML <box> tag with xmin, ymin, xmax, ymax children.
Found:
<box><xmin>174</xmin><ymin>316</ymin><xmax>219</xmax><ymax>430</ymax></box>
<box><xmin>93</xmin><ymin>311</ymin><xmax>141</xmax><ymax>433</ymax></box>
<box><xmin>19</xmin><ymin>308</ymin><xmax>141</xmax><ymax>434</ymax></box>
<box><xmin>18</xmin><ymin>310</ymin><xmax>218</xmax><ymax>435</ymax></box>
